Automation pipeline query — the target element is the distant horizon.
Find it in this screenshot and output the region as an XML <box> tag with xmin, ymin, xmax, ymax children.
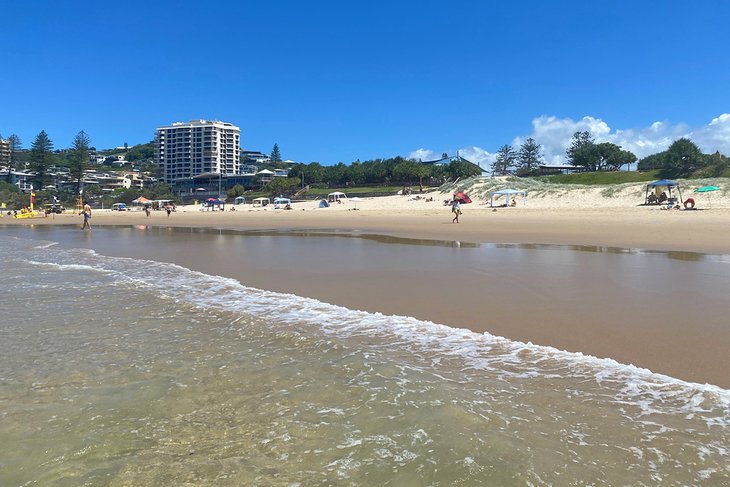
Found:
<box><xmin>2</xmin><ymin>1</ymin><xmax>729</xmax><ymax>166</ymax></box>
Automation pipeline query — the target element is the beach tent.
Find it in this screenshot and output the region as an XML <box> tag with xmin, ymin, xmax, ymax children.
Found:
<box><xmin>327</xmin><ymin>191</ymin><xmax>347</xmax><ymax>203</ymax></box>
<box><xmin>234</xmin><ymin>196</ymin><xmax>246</xmax><ymax>204</ymax></box>
<box><xmin>153</xmin><ymin>199</ymin><xmax>173</xmax><ymax>210</ymax></box>
<box><xmin>453</xmin><ymin>191</ymin><xmax>472</xmax><ymax>204</ymax></box>
<box><xmin>318</xmin><ymin>199</ymin><xmax>330</xmax><ymax>208</ymax></box>
<box><xmin>204</xmin><ymin>198</ymin><xmax>224</xmax><ymax>209</ymax></box>
<box><xmin>489</xmin><ymin>189</ymin><xmax>527</xmax><ymax>207</ymax></box>
<box><xmin>131</xmin><ymin>196</ymin><xmax>152</xmax><ymax>206</ymax></box>
<box><xmin>273</xmin><ymin>197</ymin><xmax>291</xmax><ymax>206</ymax></box>
<box><xmin>645</xmin><ymin>179</ymin><xmax>682</xmax><ymax>205</ymax></box>
<box><xmin>252</xmin><ymin>197</ymin><xmax>270</xmax><ymax>207</ymax></box>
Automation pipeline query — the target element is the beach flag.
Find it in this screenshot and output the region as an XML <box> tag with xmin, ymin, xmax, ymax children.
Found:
<box><xmin>30</xmin><ymin>191</ymin><xmax>35</xmax><ymax>210</ymax></box>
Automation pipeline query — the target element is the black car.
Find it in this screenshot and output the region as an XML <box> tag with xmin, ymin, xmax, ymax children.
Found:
<box><xmin>44</xmin><ymin>204</ymin><xmax>66</xmax><ymax>214</ymax></box>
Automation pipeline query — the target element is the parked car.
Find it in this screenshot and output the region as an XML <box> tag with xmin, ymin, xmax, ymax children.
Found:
<box><xmin>112</xmin><ymin>203</ymin><xmax>128</xmax><ymax>211</ymax></box>
<box><xmin>43</xmin><ymin>204</ymin><xmax>65</xmax><ymax>214</ymax></box>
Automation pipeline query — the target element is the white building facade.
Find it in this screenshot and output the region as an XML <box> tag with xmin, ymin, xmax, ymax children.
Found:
<box><xmin>156</xmin><ymin>120</ymin><xmax>240</xmax><ymax>184</ymax></box>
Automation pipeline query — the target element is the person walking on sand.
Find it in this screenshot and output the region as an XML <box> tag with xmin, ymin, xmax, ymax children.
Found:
<box><xmin>451</xmin><ymin>199</ymin><xmax>461</xmax><ymax>223</ymax></box>
<box><xmin>80</xmin><ymin>201</ymin><xmax>92</xmax><ymax>230</ymax></box>
<box><xmin>144</xmin><ymin>204</ymin><xmax>151</xmax><ymax>217</ymax></box>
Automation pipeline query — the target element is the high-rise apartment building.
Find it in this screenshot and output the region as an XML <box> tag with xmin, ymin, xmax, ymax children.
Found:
<box><xmin>156</xmin><ymin>120</ymin><xmax>240</xmax><ymax>184</ymax></box>
<box><xmin>0</xmin><ymin>138</ymin><xmax>10</xmax><ymax>168</ymax></box>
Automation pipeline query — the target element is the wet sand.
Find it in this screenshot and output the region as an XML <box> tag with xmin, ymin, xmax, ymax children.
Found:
<box><xmin>5</xmin><ymin>203</ymin><xmax>730</xmax><ymax>253</ymax></box>
<box><xmin>5</xmin><ymin>216</ymin><xmax>729</xmax><ymax>388</ymax></box>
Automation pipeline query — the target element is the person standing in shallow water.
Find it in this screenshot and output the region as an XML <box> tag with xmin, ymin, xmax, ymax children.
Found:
<box><xmin>80</xmin><ymin>201</ymin><xmax>91</xmax><ymax>230</ymax></box>
<box><xmin>451</xmin><ymin>199</ymin><xmax>461</xmax><ymax>223</ymax></box>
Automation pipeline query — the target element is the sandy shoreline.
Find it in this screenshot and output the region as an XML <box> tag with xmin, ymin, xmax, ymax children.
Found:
<box><xmin>3</xmin><ymin>193</ymin><xmax>730</xmax><ymax>387</ymax></box>
<box><xmin>5</xmin><ymin>192</ymin><xmax>730</xmax><ymax>253</ymax></box>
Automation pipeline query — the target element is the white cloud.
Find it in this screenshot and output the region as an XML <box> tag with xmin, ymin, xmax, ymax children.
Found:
<box><xmin>411</xmin><ymin>113</ymin><xmax>730</xmax><ymax>166</ymax></box>
<box><xmin>407</xmin><ymin>146</ymin><xmax>495</xmax><ymax>166</ymax></box>
<box><xmin>456</xmin><ymin>146</ymin><xmax>496</xmax><ymax>166</ymax></box>
<box><xmin>407</xmin><ymin>148</ymin><xmax>437</xmax><ymax>161</ymax></box>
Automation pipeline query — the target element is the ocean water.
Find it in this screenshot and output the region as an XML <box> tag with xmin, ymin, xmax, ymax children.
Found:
<box><xmin>0</xmin><ymin>233</ymin><xmax>728</xmax><ymax>486</ymax></box>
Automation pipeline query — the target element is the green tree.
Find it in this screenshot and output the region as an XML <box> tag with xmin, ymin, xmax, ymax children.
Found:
<box><xmin>661</xmin><ymin>138</ymin><xmax>705</xmax><ymax>178</ymax></box>
<box><xmin>697</xmin><ymin>151</ymin><xmax>730</xmax><ymax>177</ymax></box>
<box><xmin>265</xmin><ymin>176</ymin><xmax>300</xmax><ymax>196</ymax></box>
<box><xmin>415</xmin><ymin>163</ymin><xmax>431</xmax><ymax>187</ymax></box>
<box><xmin>114</xmin><ymin>187</ymin><xmax>143</xmax><ymax>205</ymax></box>
<box><xmin>637</xmin><ymin>152</ymin><xmax>667</xmax><ymax>171</ymax></box>
<box><xmin>517</xmin><ymin>138</ymin><xmax>542</xmax><ymax>172</ymax></box>
<box><xmin>6</xmin><ymin>134</ymin><xmax>22</xmax><ymax>183</ymax></box>
<box><xmin>447</xmin><ymin>159</ymin><xmax>481</xmax><ymax>180</ymax></box>
<box><xmin>227</xmin><ymin>184</ymin><xmax>246</xmax><ymax>198</ymax></box>
<box><xmin>0</xmin><ymin>180</ymin><xmax>25</xmax><ymax>210</ymax></box>
<box><xmin>70</xmin><ymin>130</ymin><xmax>91</xmax><ymax>194</ymax></box>
<box><xmin>126</xmin><ymin>141</ymin><xmax>156</xmax><ymax>162</ymax></box>
<box><xmin>270</xmin><ymin>143</ymin><xmax>282</xmax><ymax>164</ymax></box>
<box><xmin>392</xmin><ymin>159</ymin><xmax>424</xmax><ymax>183</ymax></box>
<box><xmin>595</xmin><ymin>143</ymin><xmax>636</xmax><ymax>171</ymax></box>
<box><xmin>572</xmin><ymin>142</ymin><xmax>636</xmax><ymax>171</ymax></box>
<box><xmin>288</xmin><ymin>162</ymin><xmax>325</xmax><ymax>186</ymax></box>
<box><xmin>324</xmin><ymin>162</ymin><xmax>349</xmax><ymax>186</ymax></box>
<box><xmin>348</xmin><ymin>161</ymin><xmax>367</xmax><ymax>185</ymax></box>
<box><xmin>146</xmin><ymin>182</ymin><xmax>175</xmax><ymax>200</ymax></box>
<box><xmin>492</xmin><ymin>144</ymin><xmax>516</xmax><ymax>175</ymax></box>
<box><xmin>566</xmin><ymin>131</ymin><xmax>594</xmax><ymax>165</ymax></box>
<box><xmin>29</xmin><ymin>130</ymin><xmax>54</xmax><ymax>191</ymax></box>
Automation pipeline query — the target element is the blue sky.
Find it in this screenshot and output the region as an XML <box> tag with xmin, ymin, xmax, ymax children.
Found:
<box><xmin>2</xmin><ymin>0</ymin><xmax>729</xmax><ymax>165</ymax></box>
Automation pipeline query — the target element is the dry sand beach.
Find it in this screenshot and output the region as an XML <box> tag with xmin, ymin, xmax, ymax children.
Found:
<box><xmin>6</xmin><ymin>178</ymin><xmax>730</xmax><ymax>253</ymax></box>
<box><xmin>4</xmin><ymin>179</ymin><xmax>730</xmax><ymax>386</ymax></box>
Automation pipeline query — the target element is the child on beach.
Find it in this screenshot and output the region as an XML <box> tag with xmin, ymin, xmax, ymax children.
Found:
<box><xmin>451</xmin><ymin>199</ymin><xmax>462</xmax><ymax>223</ymax></box>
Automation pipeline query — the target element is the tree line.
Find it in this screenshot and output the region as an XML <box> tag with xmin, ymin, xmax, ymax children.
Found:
<box><xmin>491</xmin><ymin>133</ymin><xmax>638</xmax><ymax>176</ymax></box>
<box><xmin>226</xmin><ymin>155</ymin><xmax>484</xmax><ymax>198</ymax></box>
<box><xmin>4</xmin><ymin>128</ymin><xmax>728</xmax><ymax>208</ymax></box>
<box><xmin>491</xmin><ymin>130</ymin><xmax>730</xmax><ymax>178</ymax></box>
<box><xmin>0</xmin><ymin>129</ymin><xmax>92</xmax><ymax>194</ymax></box>
<box><xmin>0</xmin><ymin>129</ymin><xmax>172</xmax><ymax>208</ymax></box>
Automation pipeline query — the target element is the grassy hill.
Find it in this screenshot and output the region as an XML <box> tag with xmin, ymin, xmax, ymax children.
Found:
<box><xmin>539</xmin><ymin>170</ymin><xmax>660</xmax><ymax>185</ymax></box>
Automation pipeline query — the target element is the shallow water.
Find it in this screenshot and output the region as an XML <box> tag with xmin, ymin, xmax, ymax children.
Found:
<box><xmin>0</xmin><ymin>231</ymin><xmax>728</xmax><ymax>485</ymax></box>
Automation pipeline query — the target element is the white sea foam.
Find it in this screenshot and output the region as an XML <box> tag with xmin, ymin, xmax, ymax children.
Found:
<box><xmin>8</xmin><ymin>237</ymin><xmax>730</xmax><ymax>424</ymax></box>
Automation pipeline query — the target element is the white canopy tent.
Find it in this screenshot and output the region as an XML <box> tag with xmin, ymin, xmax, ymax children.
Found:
<box><xmin>489</xmin><ymin>189</ymin><xmax>527</xmax><ymax>208</ymax></box>
<box><xmin>273</xmin><ymin>197</ymin><xmax>291</xmax><ymax>208</ymax></box>
<box><xmin>327</xmin><ymin>191</ymin><xmax>347</xmax><ymax>203</ymax></box>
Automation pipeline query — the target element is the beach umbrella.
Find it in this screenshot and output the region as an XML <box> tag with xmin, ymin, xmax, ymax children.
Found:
<box><xmin>693</xmin><ymin>185</ymin><xmax>721</xmax><ymax>207</ymax></box>
<box><xmin>694</xmin><ymin>185</ymin><xmax>721</xmax><ymax>193</ymax></box>
<box><xmin>454</xmin><ymin>192</ymin><xmax>472</xmax><ymax>204</ymax></box>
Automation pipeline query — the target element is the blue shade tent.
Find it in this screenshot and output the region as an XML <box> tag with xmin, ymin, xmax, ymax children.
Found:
<box><xmin>645</xmin><ymin>180</ymin><xmax>682</xmax><ymax>205</ymax></box>
<box><xmin>489</xmin><ymin>189</ymin><xmax>527</xmax><ymax>208</ymax></box>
